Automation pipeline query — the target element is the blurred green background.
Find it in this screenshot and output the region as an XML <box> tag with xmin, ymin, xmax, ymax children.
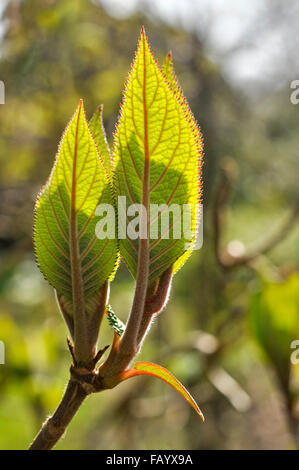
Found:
<box><xmin>1</xmin><ymin>0</ymin><xmax>299</xmax><ymax>450</ymax></box>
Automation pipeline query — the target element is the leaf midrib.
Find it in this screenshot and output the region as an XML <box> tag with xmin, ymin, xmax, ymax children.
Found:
<box><xmin>69</xmin><ymin>102</ymin><xmax>88</xmax><ymax>360</ymax></box>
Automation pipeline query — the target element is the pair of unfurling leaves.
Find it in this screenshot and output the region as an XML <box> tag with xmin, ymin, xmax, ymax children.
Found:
<box><xmin>34</xmin><ymin>28</ymin><xmax>204</xmax><ymax>420</ymax></box>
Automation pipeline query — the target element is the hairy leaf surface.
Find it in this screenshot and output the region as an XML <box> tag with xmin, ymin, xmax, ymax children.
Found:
<box><xmin>113</xmin><ymin>28</ymin><xmax>202</xmax><ymax>283</ymax></box>
<box><xmin>162</xmin><ymin>52</ymin><xmax>203</xmax><ymax>270</ymax></box>
<box><xmin>34</xmin><ymin>100</ymin><xmax>118</xmax><ymax>316</ymax></box>
<box><xmin>89</xmin><ymin>105</ymin><xmax>113</xmax><ymax>178</ymax></box>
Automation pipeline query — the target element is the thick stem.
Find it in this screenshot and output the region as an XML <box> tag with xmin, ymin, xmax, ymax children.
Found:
<box><xmin>117</xmin><ymin>236</ymin><xmax>149</xmax><ymax>361</ymax></box>
<box><xmin>87</xmin><ymin>281</ymin><xmax>109</xmax><ymax>359</ymax></box>
<box><xmin>137</xmin><ymin>265</ymin><xmax>173</xmax><ymax>345</ymax></box>
<box><xmin>29</xmin><ymin>376</ymin><xmax>88</xmax><ymax>450</ymax></box>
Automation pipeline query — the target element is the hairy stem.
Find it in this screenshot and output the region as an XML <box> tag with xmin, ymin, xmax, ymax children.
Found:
<box><xmin>69</xmin><ymin>102</ymin><xmax>90</xmax><ymax>365</ymax></box>
<box><xmin>137</xmin><ymin>265</ymin><xmax>173</xmax><ymax>345</ymax></box>
<box><xmin>29</xmin><ymin>375</ymin><xmax>88</xmax><ymax>450</ymax></box>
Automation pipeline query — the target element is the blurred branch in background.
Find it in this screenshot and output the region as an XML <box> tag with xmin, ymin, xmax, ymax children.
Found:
<box><xmin>213</xmin><ymin>159</ymin><xmax>299</xmax><ymax>271</ymax></box>
<box><xmin>210</xmin><ymin>159</ymin><xmax>299</xmax><ymax>446</ymax></box>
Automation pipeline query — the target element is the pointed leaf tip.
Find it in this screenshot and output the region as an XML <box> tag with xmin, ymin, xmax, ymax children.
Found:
<box><xmin>113</xmin><ymin>30</ymin><xmax>202</xmax><ymax>283</ymax></box>
<box><xmin>34</xmin><ymin>101</ymin><xmax>118</xmax><ymax>314</ymax></box>
<box><xmin>120</xmin><ymin>361</ymin><xmax>204</xmax><ymax>421</ymax></box>
<box><xmin>89</xmin><ymin>104</ymin><xmax>112</xmax><ymax>177</ymax></box>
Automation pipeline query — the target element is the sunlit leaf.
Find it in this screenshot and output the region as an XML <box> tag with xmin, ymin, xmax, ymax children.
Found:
<box><xmin>120</xmin><ymin>361</ymin><xmax>204</xmax><ymax>420</ymax></box>
<box><xmin>162</xmin><ymin>52</ymin><xmax>203</xmax><ymax>272</ymax></box>
<box><xmin>34</xmin><ymin>100</ymin><xmax>118</xmax><ymax>316</ymax></box>
<box><xmin>89</xmin><ymin>104</ymin><xmax>113</xmax><ymax>179</ymax></box>
<box><xmin>113</xmin><ymin>28</ymin><xmax>203</xmax><ymax>283</ymax></box>
<box><xmin>162</xmin><ymin>51</ymin><xmax>200</xmax><ymax>140</ymax></box>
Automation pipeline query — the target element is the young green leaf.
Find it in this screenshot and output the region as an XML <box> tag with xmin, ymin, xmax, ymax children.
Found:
<box><xmin>162</xmin><ymin>52</ymin><xmax>201</xmax><ymax>145</ymax></box>
<box><xmin>105</xmin><ymin>304</ymin><xmax>125</xmax><ymax>337</ymax></box>
<box><xmin>89</xmin><ymin>105</ymin><xmax>113</xmax><ymax>179</ymax></box>
<box><xmin>162</xmin><ymin>52</ymin><xmax>203</xmax><ymax>271</ymax></box>
<box><xmin>113</xmin><ymin>28</ymin><xmax>202</xmax><ymax>284</ymax></box>
<box><xmin>34</xmin><ymin>100</ymin><xmax>118</xmax><ymax>318</ymax></box>
<box><xmin>120</xmin><ymin>361</ymin><xmax>204</xmax><ymax>421</ymax></box>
